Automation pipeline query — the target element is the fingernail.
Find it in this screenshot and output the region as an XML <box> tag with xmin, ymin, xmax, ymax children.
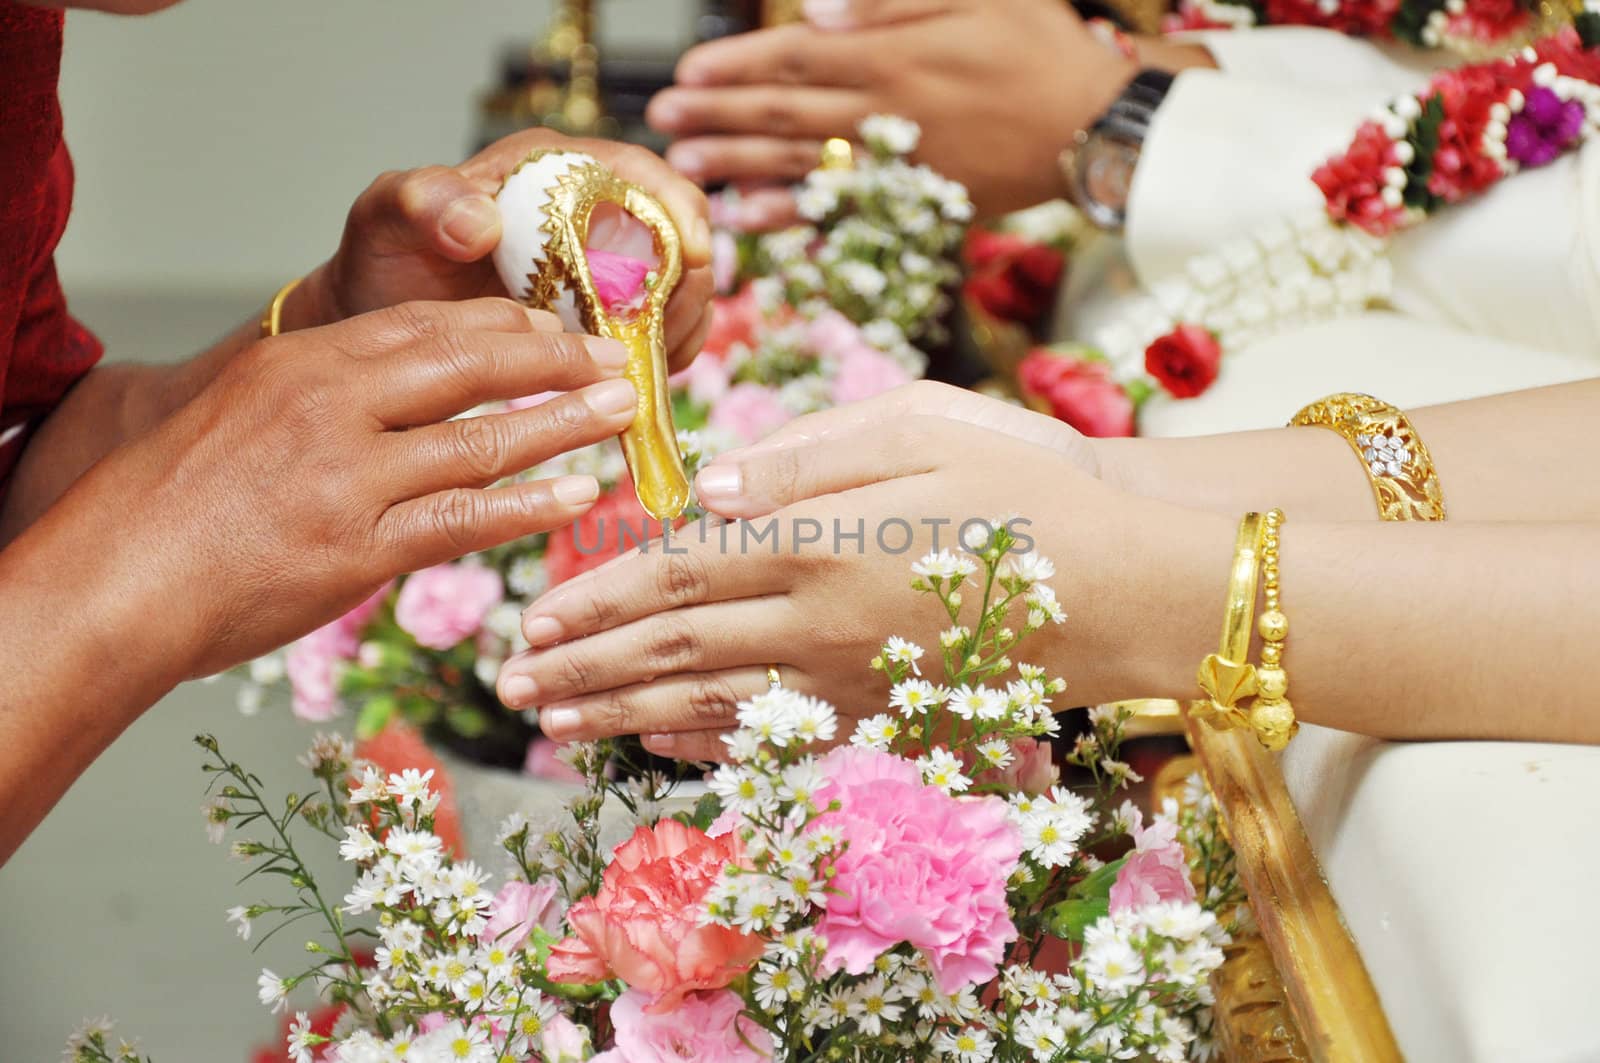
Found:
<box><xmin>586</xmin><ymin>378</ymin><xmax>638</xmax><ymax>417</ymax></box>
<box><xmin>804</xmin><ymin>0</ymin><xmax>852</xmax><ymax>27</ymax></box>
<box><xmin>542</xmin><ymin>707</ymin><xmax>582</xmax><ymax>736</ymax></box>
<box><xmin>696</xmin><ymin>464</ymin><xmax>742</xmax><ymax>502</ymax></box>
<box><xmin>501</xmin><ymin>674</ymin><xmax>538</xmax><ymax>706</ymax></box>
<box><xmin>646</xmin><ymin>733</ymin><xmax>678</xmax><ymax>753</ymax></box>
<box><xmin>551</xmin><ymin>475</ymin><xmax>600</xmax><ymax>506</ymax></box>
<box><xmin>440</xmin><ymin>196</ymin><xmax>500</xmax><ymax>250</ymax></box>
<box><xmin>585</xmin><ymin>336</ymin><xmax>630</xmax><ymax>371</ymax></box>
<box><xmin>523</xmin><ymin>615</ymin><xmax>563</xmax><ymax>646</ymax></box>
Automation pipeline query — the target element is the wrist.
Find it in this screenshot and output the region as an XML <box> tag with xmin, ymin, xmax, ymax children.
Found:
<box><xmin>278</xmin><ymin>263</ymin><xmax>342</xmax><ymax>333</ymax></box>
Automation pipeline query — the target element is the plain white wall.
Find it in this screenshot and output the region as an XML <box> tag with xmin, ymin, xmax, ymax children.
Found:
<box><xmin>55</xmin><ymin>0</ymin><xmax>694</xmax><ymax>295</ymax></box>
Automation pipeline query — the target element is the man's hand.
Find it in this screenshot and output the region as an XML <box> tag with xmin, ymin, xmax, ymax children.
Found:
<box><xmin>297</xmin><ymin>130</ymin><xmax>717</xmax><ymax>372</ymax></box>
<box><xmin>649</xmin><ymin>0</ymin><xmax>1136</xmax><ymax>221</ymax></box>
<box><xmin>74</xmin><ymin>298</ymin><xmax>643</xmax><ymax>679</ymax></box>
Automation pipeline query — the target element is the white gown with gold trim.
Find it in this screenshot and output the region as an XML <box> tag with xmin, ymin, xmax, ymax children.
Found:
<box><xmin>1060</xmin><ymin>27</ymin><xmax>1600</xmax><ymax>1062</ymax></box>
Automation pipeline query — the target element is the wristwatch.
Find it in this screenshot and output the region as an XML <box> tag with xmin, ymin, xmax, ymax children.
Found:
<box><xmin>1059</xmin><ymin>69</ymin><xmax>1175</xmax><ymax>233</ymax></box>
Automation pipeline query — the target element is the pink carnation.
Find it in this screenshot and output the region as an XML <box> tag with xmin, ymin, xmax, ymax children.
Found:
<box><xmin>393</xmin><ymin>563</ymin><xmax>503</xmax><ymax>651</ymax></box>
<box><xmin>481</xmin><ymin>879</ymin><xmax>563</xmax><ymax>953</ymax></box>
<box><xmin>707</xmin><ymin>382</ymin><xmax>792</xmax><ymax>444</ymax></box>
<box><xmin>593</xmin><ymin>988</ymin><xmax>772</xmax><ymax>1063</ymax></box>
<box><xmin>810</xmin><ymin>746</ymin><xmax>1021</xmax><ymax>993</ymax></box>
<box><xmin>811</xmin><ymin>315</ymin><xmax>912</xmax><ymax>404</ymax></box>
<box><xmin>1110</xmin><ymin>815</ymin><xmax>1196</xmax><ymax>914</ymax></box>
<box><xmin>284</xmin><ymin>583</ymin><xmax>391</xmax><ymax>722</ymax></box>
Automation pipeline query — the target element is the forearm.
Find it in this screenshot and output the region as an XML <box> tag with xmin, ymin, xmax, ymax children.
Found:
<box><xmin>1097</xmin><ymin>379</ymin><xmax>1600</xmax><ymax>523</ymax></box>
<box><xmin>0</xmin><ymin>487</ymin><xmax>185</xmax><ymax>864</ymax></box>
<box><xmin>0</xmin><ymin>269</ymin><xmax>333</xmax><ymax>543</ymax></box>
<box><xmin>1092</xmin><ymin>508</ymin><xmax>1600</xmax><ymax>744</ymax></box>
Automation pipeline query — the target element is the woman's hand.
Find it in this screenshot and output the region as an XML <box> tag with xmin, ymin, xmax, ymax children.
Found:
<box><xmin>706</xmin><ymin>380</ymin><xmax>1102</xmax><ymax>481</ymax></box>
<box><xmin>57</xmin><ymin>298</ymin><xmax>640</xmax><ymax>681</ymax></box>
<box><xmin>498</xmin><ymin>414</ymin><xmax>1225</xmax><ymax>760</ymax></box>
<box><xmin>298</xmin><ymin>130</ymin><xmax>716</xmax><ymax>372</ymax></box>
<box><xmin>649</xmin><ymin>0</ymin><xmax>1136</xmax><ymax>221</ymax></box>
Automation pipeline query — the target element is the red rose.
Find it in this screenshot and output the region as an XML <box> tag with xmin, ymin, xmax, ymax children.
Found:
<box><xmin>963</xmin><ymin>229</ymin><xmax>1066</xmax><ymax>325</ymax></box>
<box><xmin>547</xmin><ymin>820</ymin><xmax>763</xmax><ymax>1011</ymax></box>
<box><xmin>1144</xmin><ymin>324</ymin><xmax>1222</xmax><ymax>399</ymax></box>
<box><xmin>1017</xmin><ymin>348</ymin><xmax>1134</xmax><ymax>438</ymax></box>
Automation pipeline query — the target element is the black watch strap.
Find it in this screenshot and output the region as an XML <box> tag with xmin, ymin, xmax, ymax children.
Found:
<box><xmin>1091</xmin><ymin>68</ymin><xmax>1175</xmax><ymax>143</ymax></box>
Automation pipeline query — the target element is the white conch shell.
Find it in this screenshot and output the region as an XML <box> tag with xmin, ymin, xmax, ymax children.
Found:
<box><xmin>492</xmin><ymin>151</ymin><xmax>594</xmax><ymax>329</ymax></box>
<box><xmin>492</xmin><ymin>150</ymin><xmax>691</xmax><ymax>520</ymax></box>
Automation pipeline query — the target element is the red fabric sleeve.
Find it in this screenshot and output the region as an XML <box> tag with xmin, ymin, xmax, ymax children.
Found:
<box><xmin>0</xmin><ymin>7</ymin><xmax>105</xmax><ymax>496</ymax></box>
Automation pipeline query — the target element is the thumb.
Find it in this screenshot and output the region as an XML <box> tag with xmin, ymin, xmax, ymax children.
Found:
<box><xmin>346</xmin><ymin>166</ymin><xmax>502</xmax><ymax>265</ymax></box>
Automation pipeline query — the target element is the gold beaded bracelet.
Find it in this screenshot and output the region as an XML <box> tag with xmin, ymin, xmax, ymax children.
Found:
<box><xmin>1250</xmin><ymin>510</ymin><xmax>1297</xmax><ymax>750</ymax></box>
<box><xmin>1193</xmin><ymin>509</ymin><xmax>1298</xmax><ymax>750</ymax></box>
<box><xmin>259</xmin><ymin>276</ymin><xmax>305</xmax><ymax>339</ymax></box>
<box><xmin>1290</xmin><ymin>392</ymin><xmax>1445</xmax><ymax>522</ymax></box>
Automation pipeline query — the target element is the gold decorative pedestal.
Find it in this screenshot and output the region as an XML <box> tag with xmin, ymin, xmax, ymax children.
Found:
<box><xmin>1150</xmin><ymin>709</ymin><xmax>1403</xmax><ymax>1062</ymax></box>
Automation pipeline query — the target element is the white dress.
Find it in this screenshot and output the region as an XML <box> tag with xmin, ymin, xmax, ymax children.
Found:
<box><xmin>1061</xmin><ymin>28</ymin><xmax>1600</xmax><ymax>1062</ymax></box>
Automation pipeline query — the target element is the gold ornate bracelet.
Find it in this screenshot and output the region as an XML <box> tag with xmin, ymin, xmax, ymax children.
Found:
<box><xmin>1290</xmin><ymin>392</ymin><xmax>1445</xmax><ymax>522</ymax></box>
<box><xmin>259</xmin><ymin>276</ymin><xmax>304</xmax><ymax>339</ymax></box>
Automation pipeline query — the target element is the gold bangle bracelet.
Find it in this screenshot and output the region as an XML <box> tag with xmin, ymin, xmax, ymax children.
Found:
<box><xmin>1193</xmin><ymin>511</ymin><xmax>1266</xmax><ymax>734</ymax></box>
<box><xmin>1290</xmin><ymin>392</ymin><xmax>1445</xmax><ymax>522</ymax></box>
<box><xmin>260</xmin><ymin>276</ymin><xmax>305</xmax><ymax>339</ymax></box>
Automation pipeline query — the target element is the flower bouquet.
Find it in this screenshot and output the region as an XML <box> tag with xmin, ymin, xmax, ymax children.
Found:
<box><xmin>84</xmin><ymin>525</ymin><xmax>1246</xmax><ymax>1063</ymax></box>
<box><xmin>231</xmin><ymin>116</ymin><xmax>973</xmax><ymax>791</ymax></box>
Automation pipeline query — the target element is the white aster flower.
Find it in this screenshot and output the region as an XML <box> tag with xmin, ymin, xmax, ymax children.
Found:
<box><xmin>708</xmin><ymin>764</ymin><xmax>776</xmax><ymax>816</ymax></box>
<box><xmin>1000</xmin><ymin>551</ymin><xmax>1056</xmax><ymax>585</ymax></box>
<box><xmin>889</xmin><ymin>678</ymin><xmax>946</xmax><ymax>717</ymax></box>
<box><xmin>849</xmin><ymin>976</ymin><xmax>904</xmax><ymax>1037</ymax></box>
<box><xmin>860</xmin><ymin>113</ymin><xmax>922</xmax><ymax>155</ymax></box>
<box><xmin>1081</xmin><ymin>934</ymin><xmax>1145</xmax><ymax>994</ymax></box>
<box><xmin>338</xmin><ymin>825</ymin><xmax>382</xmax><ymax>864</ymax></box>
<box><xmin>347</xmin><ymin>765</ymin><xmax>388</xmax><ymax>804</ymax></box>
<box><xmin>933</xmin><ymin>1025</ymin><xmax>996</xmax><ymax>1062</ymax></box>
<box><xmin>882</xmin><ymin>636</ymin><xmax>924</xmax><ymax>674</ymax></box>
<box><xmin>912</xmin><ymin>549</ymin><xmax>975</xmax><ymax>582</ymax></box>
<box><xmin>257</xmin><ymin>969</ymin><xmax>289</xmax><ymax>1013</ymax></box>
<box><xmin>387</xmin><ymin>768</ymin><xmax>435</xmax><ymax>808</ymax></box>
<box><xmin>1025</xmin><ymin>583</ymin><xmax>1066</xmax><ymax>624</ymax></box>
<box><xmin>948</xmin><ymin>685</ymin><xmax>1004</xmax><ymax>722</ymax></box>
<box><xmin>850</xmin><ymin>714</ymin><xmax>902</xmax><ymax>750</ymax></box>
<box><xmin>226</xmin><ymin>905</ymin><xmax>253</xmax><ymax>942</ymax></box>
<box><xmin>418</xmin><ymin>1019</ymin><xmax>494</xmax><ymax>1063</ymax></box>
<box><xmin>976</xmin><ymin>739</ymin><xmax>1014</xmax><ymax>770</ymax></box>
<box><xmin>286</xmin><ymin>1012</ymin><xmax>316</xmax><ymax>1063</ymax></box>
<box><xmin>918</xmin><ymin>748</ymin><xmax>971</xmax><ymax>794</ymax></box>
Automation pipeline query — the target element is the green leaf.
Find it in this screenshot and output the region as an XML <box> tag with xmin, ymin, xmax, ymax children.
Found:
<box><xmin>1071</xmin><ymin>855</ymin><xmax>1128</xmax><ymax>900</ymax></box>
<box><xmin>1044</xmin><ymin>897</ymin><xmax>1111</xmax><ymax>942</ymax></box>
<box><xmin>446</xmin><ymin>705</ymin><xmax>491</xmax><ymax>739</ymax></box>
<box><xmin>1578</xmin><ymin>11</ymin><xmax>1600</xmax><ymax>47</ymax></box>
<box><xmin>679</xmin><ymin>791</ymin><xmax>725</xmax><ymax>831</ymax></box>
<box><xmin>355</xmin><ymin>695</ymin><xmax>397</xmax><ymax>740</ymax></box>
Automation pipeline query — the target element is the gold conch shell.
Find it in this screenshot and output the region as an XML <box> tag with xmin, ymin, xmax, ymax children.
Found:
<box><xmin>1193</xmin><ymin>653</ymin><xmax>1258</xmax><ymax>731</ymax></box>
<box><xmin>493</xmin><ymin>150</ymin><xmax>690</xmax><ymax>520</ymax></box>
